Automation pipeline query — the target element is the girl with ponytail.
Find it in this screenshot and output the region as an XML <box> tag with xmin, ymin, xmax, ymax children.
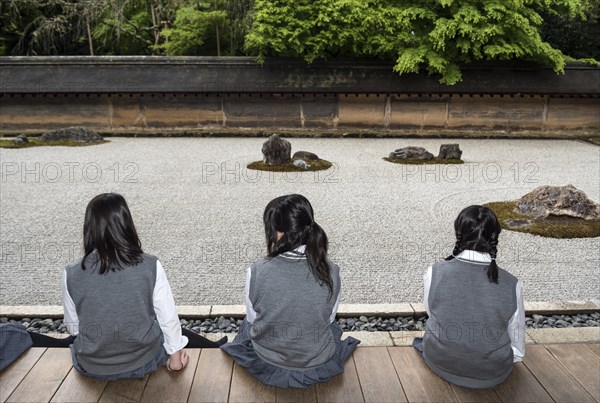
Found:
<box><xmin>413</xmin><ymin>205</ymin><xmax>526</xmax><ymax>389</ymax></box>
<box><xmin>221</xmin><ymin>194</ymin><xmax>360</xmax><ymax>389</ymax></box>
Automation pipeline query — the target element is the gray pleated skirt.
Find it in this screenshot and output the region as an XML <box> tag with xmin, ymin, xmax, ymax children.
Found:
<box><xmin>70</xmin><ymin>342</ymin><xmax>168</xmax><ymax>381</ymax></box>
<box><xmin>221</xmin><ymin>319</ymin><xmax>360</xmax><ymax>388</ymax></box>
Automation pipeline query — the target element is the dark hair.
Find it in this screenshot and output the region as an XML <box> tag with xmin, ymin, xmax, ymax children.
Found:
<box><xmin>82</xmin><ymin>193</ymin><xmax>143</xmax><ymax>274</ymax></box>
<box><xmin>263</xmin><ymin>194</ymin><xmax>333</xmax><ymax>298</ymax></box>
<box><xmin>445</xmin><ymin>205</ymin><xmax>501</xmax><ymax>283</ymax></box>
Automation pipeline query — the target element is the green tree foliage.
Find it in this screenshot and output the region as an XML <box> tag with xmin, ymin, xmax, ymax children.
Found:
<box><xmin>159</xmin><ymin>0</ymin><xmax>252</xmax><ymax>56</ymax></box>
<box><xmin>159</xmin><ymin>4</ymin><xmax>226</xmax><ymax>55</ymax></box>
<box><xmin>223</xmin><ymin>0</ymin><xmax>253</xmax><ymax>55</ymax></box>
<box><xmin>89</xmin><ymin>0</ymin><xmax>190</xmax><ymax>55</ymax></box>
<box><xmin>90</xmin><ymin>0</ymin><xmax>155</xmax><ymax>55</ymax></box>
<box><xmin>0</xmin><ymin>0</ymin><xmax>251</xmax><ymax>56</ymax></box>
<box><xmin>245</xmin><ymin>0</ymin><xmax>588</xmax><ymax>84</ymax></box>
<box><xmin>1</xmin><ymin>0</ymin><xmax>597</xmax><ymax>82</ymax></box>
<box><xmin>0</xmin><ymin>0</ymin><xmax>101</xmax><ymax>55</ymax></box>
<box><xmin>539</xmin><ymin>0</ymin><xmax>600</xmax><ymax>61</ymax></box>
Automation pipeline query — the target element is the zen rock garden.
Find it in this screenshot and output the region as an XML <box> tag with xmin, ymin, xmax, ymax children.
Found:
<box><xmin>485</xmin><ymin>184</ymin><xmax>600</xmax><ymax>238</ymax></box>
<box><xmin>385</xmin><ymin>144</ymin><xmax>463</xmax><ymax>164</ymax></box>
<box><xmin>2</xmin><ymin>136</ymin><xmax>598</xmax><ymax>307</ymax></box>
<box><xmin>247</xmin><ymin>134</ymin><xmax>333</xmax><ymax>172</ymax></box>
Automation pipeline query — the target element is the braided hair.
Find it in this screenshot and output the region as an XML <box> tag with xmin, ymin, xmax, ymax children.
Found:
<box><xmin>445</xmin><ymin>205</ymin><xmax>502</xmax><ymax>283</ymax></box>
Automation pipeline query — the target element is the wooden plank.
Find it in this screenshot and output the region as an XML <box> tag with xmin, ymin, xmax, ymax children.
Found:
<box><xmin>451</xmin><ymin>385</ymin><xmax>501</xmax><ymax>402</ymax></box>
<box><xmin>228</xmin><ymin>364</ymin><xmax>277</xmax><ymax>403</ymax></box>
<box><xmin>523</xmin><ymin>345</ymin><xmax>595</xmax><ymax>402</ymax></box>
<box><xmin>546</xmin><ymin>344</ymin><xmax>600</xmax><ymax>401</ymax></box>
<box><xmin>316</xmin><ymin>355</ymin><xmax>364</xmax><ymax>403</ymax></box>
<box><xmin>51</xmin><ymin>367</ymin><xmax>107</xmax><ymax>402</ymax></box>
<box><xmin>188</xmin><ymin>349</ymin><xmax>234</xmax><ymax>403</ymax></box>
<box><xmin>275</xmin><ymin>386</ymin><xmax>317</xmax><ymax>402</ymax></box>
<box><xmin>140</xmin><ymin>349</ymin><xmax>201</xmax><ymax>402</ymax></box>
<box><xmin>586</xmin><ymin>344</ymin><xmax>600</xmax><ymax>359</ymax></box>
<box><xmin>6</xmin><ymin>348</ymin><xmax>73</xmax><ymax>403</ymax></box>
<box><xmin>388</xmin><ymin>347</ymin><xmax>457</xmax><ymax>402</ymax></box>
<box><xmin>353</xmin><ymin>347</ymin><xmax>406</xmax><ymax>402</ymax></box>
<box><xmin>0</xmin><ymin>347</ymin><xmax>46</xmax><ymax>402</ymax></box>
<box><xmin>99</xmin><ymin>374</ymin><xmax>150</xmax><ymax>403</ymax></box>
<box><xmin>494</xmin><ymin>362</ymin><xmax>552</xmax><ymax>403</ymax></box>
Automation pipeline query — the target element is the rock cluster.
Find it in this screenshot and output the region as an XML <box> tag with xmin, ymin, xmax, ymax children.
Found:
<box><xmin>261</xmin><ymin>134</ymin><xmax>291</xmax><ymax>165</ymax></box>
<box><xmin>515</xmin><ymin>184</ymin><xmax>600</xmax><ymax>220</ymax></box>
<box><xmin>388</xmin><ymin>144</ymin><xmax>462</xmax><ymax>161</ymax></box>
<box><xmin>339</xmin><ymin>316</ymin><xmax>426</xmax><ymax>332</ymax></box>
<box><xmin>12</xmin><ymin>134</ymin><xmax>29</xmax><ymax>145</ymax></box>
<box><xmin>293</xmin><ymin>159</ymin><xmax>310</xmax><ymax>169</ymax></box>
<box><xmin>389</xmin><ymin>146</ymin><xmax>433</xmax><ymax>160</ymax></box>
<box><xmin>293</xmin><ymin>151</ymin><xmax>319</xmax><ymax>161</ymax></box>
<box><xmin>40</xmin><ymin>126</ymin><xmax>103</xmax><ymax>143</ymax></box>
<box><xmin>438</xmin><ymin>144</ymin><xmax>462</xmax><ymax>159</ymax></box>
<box><xmin>261</xmin><ymin>135</ymin><xmax>321</xmax><ymax>169</ymax></box>
<box><xmin>528</xmin><ymin>312</ymin><xmax>600</xmax><ymax>329</ymax></box>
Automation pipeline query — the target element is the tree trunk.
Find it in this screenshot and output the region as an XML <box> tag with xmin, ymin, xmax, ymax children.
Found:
<box><xmin>215</xmin><ymin>0</ymin><xmax>221</xmax><ymax>56</ymax></box>
<box><xmin>151</xmin><ymin>1</ymin><xmax>160</xmax><ymax>51</ymax></box>
<box><xmin>86</xmin><ymin>13</ymin><xmax>94</xmax><ymax>56</ymax></box>
<box><xmin>216</xmin><ymin>23</ymin><xmax>221</xmax><ymax>56</ymax></box>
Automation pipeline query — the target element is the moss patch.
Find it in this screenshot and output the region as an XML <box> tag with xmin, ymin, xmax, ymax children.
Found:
<box><xmin>383</xmin><ymin>157</ymin><xmax>464</xmax><ymax>165</ymax></box>
<box><xmin>247</xmin><ymin>159</ymin><xmax>333</xmax><ymax>172</ymax></box>
<box><xmin>484</xmin><ymin>201</ymin><xmax>600</xmax><ymax>239</ymax></box>
<box><xmin>0</xmin><ymin>138</ymin><xmax>108</xmax><ymax>149</ymax></box>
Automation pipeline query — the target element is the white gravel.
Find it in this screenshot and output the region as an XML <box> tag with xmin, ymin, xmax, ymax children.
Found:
<box><xmin>1</xmin><ymin>138</ymin><xmax>599</xmax><ymax>306</ymax></box>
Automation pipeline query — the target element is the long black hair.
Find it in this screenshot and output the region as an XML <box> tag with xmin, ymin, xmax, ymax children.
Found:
<box><xmin>445</xmin><ymin>205</ymin><xmax>502</xmax><ymax>283</ymax></box>
<box><xmin>263</xmin><ymin>194</ymin><xmax>333</xmax><ymax>298</ymax></box>
<box><xmin>81</xmin><ymin>193</ymin><xmax>143</xmax><ymax>274</ymax></box>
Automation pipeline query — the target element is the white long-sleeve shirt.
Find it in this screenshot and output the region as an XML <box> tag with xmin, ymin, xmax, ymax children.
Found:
<box><xmin>244</xmin><ymin>245</ymin><xmax>341</xmax><ymax>324</ymax></box>
<box><xmin>62</xmin><ymin>259</ymin><xmax>188</xmax><ymax>355</ymax></box>
<box><xmin>423</xmin><ymin>250</ymin><xmax>525</xmax><ymax>362</ymax></box>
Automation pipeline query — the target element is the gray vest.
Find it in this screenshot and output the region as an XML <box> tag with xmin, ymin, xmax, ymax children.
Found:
<box><xmin>249</xmin><ymin>253</ymin><xmax>340</xmax><ymax>369</ymax></box>
<box><xmin>66</xmin><ymin>252</ymin><xmax>162</xmax><ymax>375</ymax></box>
<box><xmin>424</xmin><ymin>258</ymin><xmax>518</xmax><ymax>389</ymax></box>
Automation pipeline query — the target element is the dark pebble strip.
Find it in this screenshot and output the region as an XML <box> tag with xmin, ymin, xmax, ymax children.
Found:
<box><xmin>2</xmin><ymin>312</ymin><xmax>599</xmax><ymax>334</ymax></box>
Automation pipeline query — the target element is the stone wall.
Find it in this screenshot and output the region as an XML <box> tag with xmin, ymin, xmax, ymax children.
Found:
<box><xmin>1</xmin><ymin>93</ymin><xmax>598</xmax><ymax>132</ymax></box>
<box><xmin>1</xmin><ymin>57</ymin><xmax>598</xmax><ymax>133</ymax></box>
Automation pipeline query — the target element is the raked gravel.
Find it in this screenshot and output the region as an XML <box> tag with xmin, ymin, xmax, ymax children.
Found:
<box><xmin>1</xmin><ymin>138</ymin><xmax>599</xmax><ymax>305</ymax></box>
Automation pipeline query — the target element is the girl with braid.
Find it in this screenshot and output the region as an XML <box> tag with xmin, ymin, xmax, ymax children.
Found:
<box><xmin>413</xmin><ymin>205</ymin><xmax>525</xmax><ymax>389</ymax></box>
<box><xmin>221</xmin><ymin>194</ymin><xmax>360</xmax><ymax>388</ymax></box>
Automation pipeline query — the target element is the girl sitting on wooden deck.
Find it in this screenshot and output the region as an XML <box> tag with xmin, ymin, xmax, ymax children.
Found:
<box><xmin>221</xmin><ymin>194</ymin><xmax>360</xmax><ymax>388</ymax></box>
<box><xmin>57</xmin><ymin>192</ymin><xmax>224</xmax><ymax>380</ymax></box>
<box><xmin>413</xmin><ymin>205</ymin><xmax>526</xmax><ymax>389</ymax></box>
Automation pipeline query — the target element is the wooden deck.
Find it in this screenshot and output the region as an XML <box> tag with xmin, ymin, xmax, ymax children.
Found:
<box><xmin>1</xmin><ymin>344</ymin><xmax>598</xmax><ymax>402</ymax></box>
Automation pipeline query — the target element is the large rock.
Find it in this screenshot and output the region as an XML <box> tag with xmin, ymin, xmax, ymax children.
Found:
<box><xmin>40</xmin><ymin>126</ymin><xmax>103</xmax><ymax>142</ymax></box>
<box><xmin>438</xmin><ymin>144</ymin><xmax>462</xmax><ymax>159</ymax></box>
<box><xmin>16</xmin><ymin>134</ymin><xmax>29</xmax><ymax>143</ymax></box>
<box><xmin>13</xmin><ymin>134</ymin><xmax>29</xmax><ymax>145</ymax></box>
<box><xmin>293</xmin><ymin>151</ymin><xmax>319</xmax><ymax>161</ymax></box>
<box><xmin>389</xmin><ymin>146</ymin><xmax>434</xmax><ymax>160</ymax></box>
<box><xmin>262</xmin><ymin>134</ymin><xmax>291</xmax><ymax>165</ymax></box>
<box><xmin>515</xmin><ymin>185</ymin><xmax>600</xmax><ymax>220</ymax></box>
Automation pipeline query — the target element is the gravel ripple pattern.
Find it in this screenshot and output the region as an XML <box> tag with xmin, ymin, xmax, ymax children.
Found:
<box><xmin>1</xmin><ymin>138</ymin><xmax>599</xmax><ymax>305</ymax></box>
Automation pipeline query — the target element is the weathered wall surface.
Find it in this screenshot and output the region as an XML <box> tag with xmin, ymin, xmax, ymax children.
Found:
<box><xmin>2</xmin><ymin>93</ymin><xmax>598</xmax><ymax>132</ymax></box>
<box><xmin>1</xmin><ymin>57</ymin><xmax>598</xmax><ymax>133</ymax></box>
